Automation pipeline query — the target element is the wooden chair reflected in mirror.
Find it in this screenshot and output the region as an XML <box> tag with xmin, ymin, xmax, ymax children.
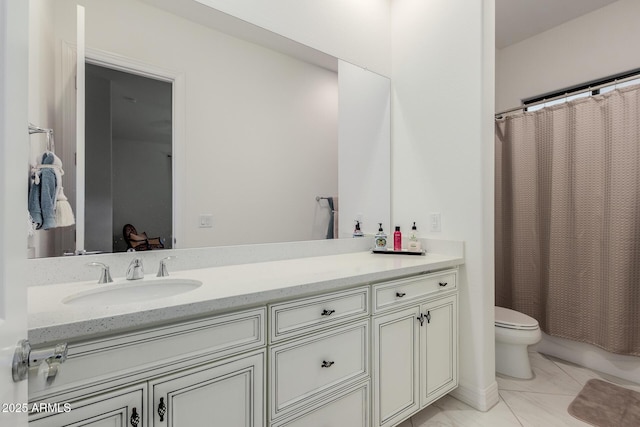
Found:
<box><xmin>123</xmin><ymin>223</ymin><xmax>164</xmax><ymax>251</ymax></box>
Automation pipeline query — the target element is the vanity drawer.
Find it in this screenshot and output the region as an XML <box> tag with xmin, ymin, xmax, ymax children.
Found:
<box><xmin>269</xmin><ymin>286</ymin><xmax>369</xmax><ymax>343</ymax></box>
<box><xmin>271</xmin><ymin>380</ymin><xmax>370</xmax><ymax>427</ymax></box>
<box><xmin>269</xmin><ymin>319</ymin><xmax>369</xmax><ymax>420</ymax></box>
<box><xmin>372</xmin><ymin>269</ymin><xmax>457</xmax><ymax>313</ymax></box>
<box><xmin>28</xmin><ymin>307</ymin><xmax>265</xmax><ymax>402</ymax></box>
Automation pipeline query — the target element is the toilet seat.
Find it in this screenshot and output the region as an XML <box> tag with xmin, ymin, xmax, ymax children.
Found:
<box><xmin>495</xmin><ymin>306</ymin><xmax>539</xmax><ymax>330</ymax></box>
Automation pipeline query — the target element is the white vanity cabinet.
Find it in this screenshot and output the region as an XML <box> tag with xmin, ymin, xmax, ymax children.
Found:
<box><xmin>28</xmin><ymin>264</ymin><xmax>460</xmax><ymax>427</ymax></box>
<box><xmin>28</xmin><ymin>307</ymin><xmax>266</xmax><ymax>427</ymax></box>
<box><xmin>372</xmin><ymin>270</ymin><xmax>458</xmax><ymax>427</ymax></box>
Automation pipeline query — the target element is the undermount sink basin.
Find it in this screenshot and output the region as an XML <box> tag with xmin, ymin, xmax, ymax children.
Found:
<box><xmin>63</xmin><ymin>279</ymin><xmax>203</xmax><ymax>306</ymax></box>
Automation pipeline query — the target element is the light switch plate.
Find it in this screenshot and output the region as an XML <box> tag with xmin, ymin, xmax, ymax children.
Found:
<box><xmin>199</xmin><ymin>214</ymin><xmax>213</xmax><ymax>228</ymax></box>
<box><xmin>429</xmin><ymin>212</ymin><xmax>441</xmax><ymax>232</ymax></box>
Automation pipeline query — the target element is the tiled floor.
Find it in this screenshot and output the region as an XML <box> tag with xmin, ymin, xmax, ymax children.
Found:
<box><xmin>398</xmin><ymin>351</ymin><xmax>640</xmax><ymax>426</ymax></box>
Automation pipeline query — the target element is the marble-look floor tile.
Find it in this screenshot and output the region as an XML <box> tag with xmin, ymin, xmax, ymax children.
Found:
<box><xmin>396</xmin><ymin>418</ymin><xmax>413</xmax><ymax>427</ymax></box>
<box><xmin>546</xmin><ymin>354</ymin><xmax>640</xmax><ymax>393</ymax></box>
<box><xmin>497</xmin><ymin>352</ymin><xmax>583</xmax><ymax>395</ymax></box>
<box><xmin>411</xmin><ymin>395</ymin><xmax>523</xmax><ymax>427</ymax></box>
<box><xmin>500</xmin><ymin>390</ymin><xmax>590</xmax><ymax>427</ymax></box>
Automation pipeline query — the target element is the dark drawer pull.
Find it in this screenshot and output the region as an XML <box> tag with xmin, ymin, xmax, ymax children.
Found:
<box><xmin>158</xmin><ymin>397</ymin><xmax>166</xmax><ymax>422</ymax></box>
<box><xmin>321</xmin><ymin>360</ymin><xmax>335</xmax><ymax>368</ymax></box>
<box><xmin>439</xmin><ymin>282</ymin><xmax>448</xmax><ymax>287</ymax></box>
<box><xmin>130</xmin><ymin>407</ymin><xmax>140</xmax><ymax>427</ymax></box>
<box><xmin>396</xmin><ymin>292</ymin><xmax>406</xmax><ymax>298</ymax></box>
<box><xmin>321</xmin><ymin>309</ymin><xmax>335</xmax><ymax>316</ymax></box>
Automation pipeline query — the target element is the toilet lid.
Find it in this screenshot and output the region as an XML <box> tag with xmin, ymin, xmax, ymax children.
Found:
<box><xmin>495</xmin><ymin>306</ymin><xmax>539</xmax><ymax>330</ymax></box>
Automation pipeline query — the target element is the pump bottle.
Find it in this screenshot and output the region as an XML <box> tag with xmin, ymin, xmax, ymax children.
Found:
<box><xmin>393</xmin><ymin>226</ymin><xmax>402</xmax><ymax>251</ymax></box>
<box><xmin>375</xmin><ymin>223</ymin><xmax>387</xmax><ymax>250</ymax></box>
<box><xmin>408</xmin><ymin>222</ymin><xmax>421</xmax><ymax>251</ymax></box>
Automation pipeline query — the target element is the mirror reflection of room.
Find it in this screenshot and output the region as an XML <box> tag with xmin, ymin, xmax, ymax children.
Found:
<box><xmin>85</xmin><ymin>64</ymin><xmax>173</xmax><ymax>253</ymax></box>
<box><xmin>28</xmin><ymin>0</ymin><xmax>390</xmax><ymax>258</ymax></box>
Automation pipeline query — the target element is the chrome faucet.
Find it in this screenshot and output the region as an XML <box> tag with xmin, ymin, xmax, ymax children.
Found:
<box><xmin>87</xmin><ymin>262</ymin><xmax>113</xmax><ymax>284</ymax></box>
<box><xmin>126</xmin><ymin>258</ymin><xmax>144</xmax><ymax>280</ymax></box>
<box><xmin>157</xmin><ymin>256</ymin><xmax>175</xmax><ymax>277</ymax></box>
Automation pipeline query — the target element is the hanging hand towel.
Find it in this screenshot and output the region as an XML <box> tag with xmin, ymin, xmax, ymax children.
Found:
<box><xmin>29</xmin><ymin>152</ymin><xmax>57</xmax><ymax>229</ymax></box>
<box><xmin>28</xmin><ymin>151</ymin><xmax>67</xmax><ymax>230</ymax></box>
<box><xmin>55</xmin><ymin>187</ymin><xmax>75</xmax><ymax>227</ymax></box>
<box><xmin>27</xmin><ymin>211</ymin><xmax>36</xmax><ymax>237</ymax></box>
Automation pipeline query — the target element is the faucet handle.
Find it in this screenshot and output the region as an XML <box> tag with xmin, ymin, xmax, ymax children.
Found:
<box><xmin>157</xmin><ymin>256</ymin><xmax>175</xmax><ymax>277</ymax></box>
<box><xmin>88</xmin><ymin>262</ymin><xmax>113</xmax><ymax>284</ymax></box>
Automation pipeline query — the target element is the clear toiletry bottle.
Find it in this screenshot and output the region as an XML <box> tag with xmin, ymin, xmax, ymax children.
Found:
<box><xmin>353</xmin><ymin>220</ymin><xmax>364</xmax><ymax>237</ymax></box>
<box><xmin>375</xmin><ymin>223</ymin><xmax>387</xmax><ymax>250</ymax></box>
<box><xmin>408</xmin><ymin>221</ymin><xmax>421</xmax><ymax>252</ymax></box>
<box><xmin>393</xmin><ymin>226</ymin><xmax>402</xmax><ymax>251</ymax></box>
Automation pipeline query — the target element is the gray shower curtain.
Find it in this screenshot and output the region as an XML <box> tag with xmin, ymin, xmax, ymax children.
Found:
<box><xmin>495</xmin><ymin>85</ymin><xmax>640</xmax><ymax>356</ymax></box>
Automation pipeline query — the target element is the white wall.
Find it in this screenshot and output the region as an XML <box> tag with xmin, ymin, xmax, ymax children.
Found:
<box><xmin>391</xmin><ymin>0</ymin><xmax>497</xmax><ymax>411</ymax></box>
<box><xmin>28</xmin><ymin>0</ymin><xmax>57</xmax><ymax>257</ymax></box>
<box><xmin>496</xmin><ymin>0</ymin><xmax>640</xmax><ymax>112</ymax></box>
<box><xmin>338</xmin><ymin>61</ymin><xmax>391</xmax><ymax>238</ymax></box>
<box><xmin>47</xmin><ymin>0</ymin><xmax>339</xmax><ymax>249</ymax></box>
<box><xmin>193</xmin><ymin>0</ymin><xmax>391</xmax><ymax>77</ymax></box>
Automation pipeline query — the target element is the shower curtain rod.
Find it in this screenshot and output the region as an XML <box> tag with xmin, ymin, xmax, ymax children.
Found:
<box><xmin>495</xmin><ymin>72</ymin><xmax>640</xmax><ymax>118</ymax></box>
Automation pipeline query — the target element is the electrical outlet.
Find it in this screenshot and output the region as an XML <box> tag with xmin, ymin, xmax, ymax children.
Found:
<box><xmin>429</xmin><ymin>212</ymin><xmax>441</xmax><ymax>232</ymax></box>
<box><xmin>198</xmin><ymin>214</ymin><xmax>213</xmax><ymax>228</ymax></box>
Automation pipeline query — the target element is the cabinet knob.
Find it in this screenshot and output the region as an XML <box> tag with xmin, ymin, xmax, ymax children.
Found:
<box><xmin>439</xmin><ymin>282</ymin><xmax>448</xmax><ymax>287</ymax></box>
<box><xmin>426</xmin><ymin>310</ymin><xmax>431</xmax><ymax>324</ymax></box>
<box><xmin>321</xmin><ymin>360</ymin><xmax>335</xmax><ymax>368</ymax></box>
<box><xmin>158</xmin><ymin>397</ymin><xmax>167</xmax><ymax>422</ymax></box>
<box><xmin>130</xmin><ymin>407</ymin><xmax>140</xmax><ymax>427</ymax></box>
<box><xmin>396</xmin><ymin>292</ymin><xmax>406</xmax><ymax>298</ymax></box>
<box><xmin>321</xmin><ymin>309</ymin><xmax>336</xmax><ymax>316</ymax></box>
<box><xmin>417</xmin><ymin>313</ymin><xmax>425</xmax><ymax>326</ymax></box>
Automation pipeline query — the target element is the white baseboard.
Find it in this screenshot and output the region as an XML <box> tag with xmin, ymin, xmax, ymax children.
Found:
<box><xmin>450</xmin><ymin>379</ymin><xmax>500</xmax><ymax>412</ymax></box>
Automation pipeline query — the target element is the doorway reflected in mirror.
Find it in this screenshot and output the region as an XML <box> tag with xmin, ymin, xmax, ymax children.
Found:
<box><xmin>85</xmin><ymin>63</ymin><xmax>172</xmax><ymax>253</ymax></box>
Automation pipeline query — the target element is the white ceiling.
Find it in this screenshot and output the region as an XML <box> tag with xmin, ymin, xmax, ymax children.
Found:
<box><xmin>496</xmin><ymin>0</ymin><xmax>620</xmax><ymax>49</ymax></box>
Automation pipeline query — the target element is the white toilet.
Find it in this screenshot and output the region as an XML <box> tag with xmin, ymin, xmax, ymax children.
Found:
<box><xmin>495</xmin><ymin>306</ymin><xmax>541</xmax><ymax>379</ymax></box>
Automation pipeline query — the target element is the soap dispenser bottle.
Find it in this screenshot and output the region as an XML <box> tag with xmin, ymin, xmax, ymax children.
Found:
<box><xmin>393</xmin><ymin>226</ymin><xmax>402</xmax><ymax>251</ymax></box>
<box><xmin>353</xmin><ymin>220</ymin><xmax>364</xmax><ymax>237</ymax></box>
<box><xmin>408</xmin><ymin>222</ymin><xmax>421</xmax><ymax>252</ymax></box>
<box><xmin>375</xmin><ymin>223</ymin><xmax>387</xmax><ymax>250</ymax></box>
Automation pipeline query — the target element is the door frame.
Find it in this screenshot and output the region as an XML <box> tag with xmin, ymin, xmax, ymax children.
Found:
<box><xmin>61</xmin><ymin>44</ymin><xmax>185</xmax><ymax>251</ymax></box>
<box><xmin>0</xmin><ymin>0</ymin><xmax>29</xmax><ymax>424</ymax></box>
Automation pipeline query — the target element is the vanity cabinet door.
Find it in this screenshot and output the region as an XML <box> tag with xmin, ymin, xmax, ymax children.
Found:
<box><xmin>420</xmin><ymin>294</ymin><xmax>458</xmax><ymax>407</ymax></box>
<box><xmin>149</xmin><ymin>350</ymin><xmax>265</xmax><ymax>427</ymax></box>
<box><xmin>29</xmin><ymin>385</ymin><xmax>145</xmax><ymax>427</ymax></box>
<box><xmin>372</xmin><ymin>306</ymin><xmax>421</xmax><ymax>427</ymax></box>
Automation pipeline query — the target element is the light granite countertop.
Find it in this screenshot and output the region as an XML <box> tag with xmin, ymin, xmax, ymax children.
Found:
<box><xmin>28</xmin><ymin>251</ymin><xmax>463</xmax><ymax>346</ymax></box>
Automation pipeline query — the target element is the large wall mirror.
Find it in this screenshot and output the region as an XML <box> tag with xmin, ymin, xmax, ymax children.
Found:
<box><xmin>27</xmin><ymin>0</ymin><xmax>390</xmax><ymax>258</ymax></box>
